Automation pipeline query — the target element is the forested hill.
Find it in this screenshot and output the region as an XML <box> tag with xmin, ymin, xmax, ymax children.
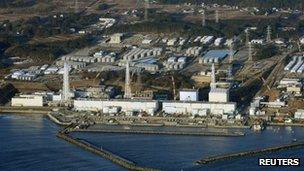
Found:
<box><xmin>157</xmin><ymin>0</ymin><xmax>304</xmax><ymax>9</ymax></box>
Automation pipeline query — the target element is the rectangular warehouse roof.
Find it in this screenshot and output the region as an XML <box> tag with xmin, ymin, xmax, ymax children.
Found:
<box><xmin>203</xmin><ymin>50</ymin><xmax>230</xmax><ymax>59</ymax></box>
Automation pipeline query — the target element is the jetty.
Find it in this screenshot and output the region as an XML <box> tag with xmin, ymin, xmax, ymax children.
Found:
<box><xmin>195</xmin><ymin>141</ymin><xmax>304</xmax><ymax>165</ymax></box>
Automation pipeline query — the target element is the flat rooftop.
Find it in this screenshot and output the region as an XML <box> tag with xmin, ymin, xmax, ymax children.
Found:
<box><xmin>203</xmin><ymin>50</ymin><xmax>231</xmax><ymax>59</ymax></box>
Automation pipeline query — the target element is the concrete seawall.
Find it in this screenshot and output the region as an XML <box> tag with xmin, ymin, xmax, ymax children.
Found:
<box><xmin>73</xmin><ymin>129</ymin><xmax>245</xmax><ymax>137</ymax></box>
<box><xmin>195</xmin><ymin>141</ymin><xmax>304</xmax><ymax>165</ymax></box>
<box><xmin>0</xmin><ymin>107</ymin><xmax>51</xmax><ymax>114</ymax></box>
<box><xmin>57</xmin><ymin>132</ymin><xmax>158</xmax><ymax>171</ymax></box>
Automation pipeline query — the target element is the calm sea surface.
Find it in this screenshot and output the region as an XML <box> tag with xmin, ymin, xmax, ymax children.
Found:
<box><xmin>1</xmin><ymin>114</ymin><xmax>304</xmax><ymax>171</ymax></box>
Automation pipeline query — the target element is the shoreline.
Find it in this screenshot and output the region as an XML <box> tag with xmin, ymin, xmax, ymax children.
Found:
<box><xmin>2</xmin><ymin>112</ymin><xmax>304</xmax><ymax>170</ymax></box>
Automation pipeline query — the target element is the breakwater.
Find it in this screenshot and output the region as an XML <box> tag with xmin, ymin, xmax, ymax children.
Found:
<box><xmin>195</xmin><ymin>141</ymin><xmax>304</xmax><ymax>165</ymax></box>
<box><xmin>73</xmin><ymin>128</ymin><xmax>245</xmax><ymax>137</ymax></box>
<box><xmin>57</xmin><ymin>132</ymin><xmax>158</xmax><ymax>171</ymax></box>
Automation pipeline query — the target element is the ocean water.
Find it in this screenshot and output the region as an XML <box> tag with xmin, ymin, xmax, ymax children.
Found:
<box><xmin>1</xmin><ymin>114</ymin><xmax>304</xmax><ymax>171</ymax></box>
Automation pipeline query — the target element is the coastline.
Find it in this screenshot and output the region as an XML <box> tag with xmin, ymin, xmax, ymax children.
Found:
<box><xmin>2</xmin><ymin>112</ymin><xmax>304</xmax><ymax>170</ymax></box>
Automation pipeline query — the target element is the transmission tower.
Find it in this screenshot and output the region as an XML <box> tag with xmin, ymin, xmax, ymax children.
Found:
<box><xmin>229</xmin><ymin>42</ymin><xmax>234</xmax><ymax>63</ymax></box>
<box><xmin>202</xmin><ymin>9</ymin><xmax>206</xmax><ymax>27</ymax></box>
<box><xmin>74</xmin><ymin>0</ymin><xmax>78</xmax><ymax>13</ymax></box>
<box><xmin>215</xmin><ymin>9</ymin><xmax>219</xmax><ymax>23</ymax></box>
<box><xmin>144</xmin><ymin>0</ymin><xmax>149</xmax><ymax>21</ymax></box>
<box><xmin>245</xmin><ymin>30</ymin><xmax>250</xmax><ymax>47</ymax></box>
<box><xmin>248</xmin><ymin>42</ymin><xmax>253</xmax><ymax>61</ymax></box>
<box><xmin>136</xmin><ymin>0</ymin><xmax>143</xmax><ymax>10</ymax></box>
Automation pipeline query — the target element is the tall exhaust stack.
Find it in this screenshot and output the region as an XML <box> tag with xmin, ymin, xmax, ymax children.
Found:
<box><xmin>62</xmin><ymin>62</ymin><xmax>70</xmax><ymax>101</ymax></box>
<box><xmin>124</xmin><ymin>61</ymin><xmax>132</xmax><ymax>99</ymax></box>
<box><xmin>229</xmin><ymin>42</ymin><xmax>234</xmax><ymax>63</ymax></box>
<box><xmin>210</xmin><ymin>63</ymin><xmax>216</xmax><ymax>89</ymax></box>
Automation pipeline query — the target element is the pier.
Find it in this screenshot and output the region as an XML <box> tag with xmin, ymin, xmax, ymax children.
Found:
<box><xmin>57</xmin><ymin>131</ymin><xmax>158</xmax><ymax>171</ymax></box>
<box><xmin>195</xmin><ymin>141</ymin><xmax>304</xmax><ymax>165</ymax></box>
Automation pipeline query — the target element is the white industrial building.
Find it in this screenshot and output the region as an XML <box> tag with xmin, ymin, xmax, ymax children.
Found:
<box><xmin>44</xmin><ymin>66</ymin><xmax>59</xmax><ymax>74</ymax></box>
<box><xmin>167</xmin><ymin>38</ymin><xmax>178</xmax><ymax>46</ymax></box>
<box><xmin>74</xmin><ymin>99</ymin><xmax>159</xmax><ymax>116</ymax></box>
<box><xmin>250</xmin><ymin>39</ymin><xmax>265</xmax><ymax>44</ymax></box>
<box><xmin>162</xmin><ymin>101</ymin><xmax>236</xmax><ymax>116</ymax></box>
<box><xmin>56</xmin><ymin>60</ymin><xmax>87</xmax><ymax>69</ymax></box>
<box><xmin>201</xmin><ymin>36</ymin><xmax>215</xmax><ymax>45</ymax></box>
<box><xmin>179</xmin><ymin>90</ymin><xmax>198</xmax><ymax>101</ymax></box>
<box><xmin>208</xmin><ymin>63</ymin><xmax>230</xmax><ymax>103</ymax></box>
<box><xmin>295</xmin><ymin>109</ymin><xmax>304</xmax><ymax>119</ymax></box>
<box><xmin>214</xmin><ymin>37</ymin><xmax>225</xmax><ymax>46</ymax></box>
<box><xmin>164</xmin><ymin>56</ymin><xmax>187</xmax><ymax>70</ymax></box>
<box><xmin>123</xmin><ymin>48</ymin><xmax>163</xmax><ymax>61</ymax></box>
<box><xmin>185</xmin><ymin>46</ymin><xmax>203</xmax><ymax>56</ymax></box>
<box><xmin>11</xmin><ymin>95</ymin><xmax>44</xmax><ymax>107</ymax></box>
<box><xmin>209</xmin><ymin>88</ymin><xmax>229</xmax><ymax>103</ymax></box>
<box><xmin>109</xmin><ymin>33</ymin><xmax>123</xmax><ymax>44</ymax></box>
